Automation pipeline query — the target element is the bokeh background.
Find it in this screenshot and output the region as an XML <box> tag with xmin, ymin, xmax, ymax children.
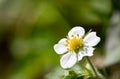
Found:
<box><xmin>0</xmin><ymin>0</ymin><xmax>120</xmax><ymax>79</ymax></box>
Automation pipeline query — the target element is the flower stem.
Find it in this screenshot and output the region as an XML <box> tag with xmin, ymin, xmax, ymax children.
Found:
<box><xmin>85</xmin><ymin>56</ymin><xmax>99</xmax><ymax>78</ymax></box>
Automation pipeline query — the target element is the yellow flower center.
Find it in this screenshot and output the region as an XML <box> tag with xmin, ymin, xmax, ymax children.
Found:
<box><xmin>65</xmin><ymin>35</ymin><xmax>84</xmax><ymax>52</ymax></box>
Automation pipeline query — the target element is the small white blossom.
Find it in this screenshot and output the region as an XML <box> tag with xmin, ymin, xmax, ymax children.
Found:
<box><xmin>54</xmin><ymin>26</ymin><xmax>100</xmax><ymax>69</ymax></box>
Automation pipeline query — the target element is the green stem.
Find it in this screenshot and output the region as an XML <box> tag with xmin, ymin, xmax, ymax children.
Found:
<box><xmin>85</xmin><ymin>56</ymin><xmax>99</xmax><ymax>78</ymax></box>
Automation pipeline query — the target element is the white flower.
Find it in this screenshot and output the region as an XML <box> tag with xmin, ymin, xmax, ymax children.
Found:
<box><xmin>54</xmin><ymin>26</ymin><xmax>100</xmax><ymax>69</ymax></box>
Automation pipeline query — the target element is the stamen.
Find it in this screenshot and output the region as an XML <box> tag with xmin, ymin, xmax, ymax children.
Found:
<box><xmin>66</xmin><ymin>40</ymin><xmax>69</xmax><ymax>43</ymax></box>
<box><xmin>67</xmin><ymin>48</ymin><xmax>70</xmax><ymax>50</ymax></box>
<box><xmin>71</xmin><ymin>35</ymin><xmax>74</xmax><ymax>37</ymax></box>
<box><xmin>64</xmin><ymin>44</ymin><xmax>68</xmax><ymax>46</ymax></box>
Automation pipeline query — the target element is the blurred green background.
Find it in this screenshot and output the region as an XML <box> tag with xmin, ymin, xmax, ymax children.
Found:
<box><xmin>0</xmin><ymin>0</ymin><xmax>120</xmax><ymax>79</ymax></box>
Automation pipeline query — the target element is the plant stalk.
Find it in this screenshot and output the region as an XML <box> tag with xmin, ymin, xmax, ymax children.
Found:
<box><xmin>85</xmin><ymin>56</ymin><xmax>99</xmax><ymax>78</ymax></box>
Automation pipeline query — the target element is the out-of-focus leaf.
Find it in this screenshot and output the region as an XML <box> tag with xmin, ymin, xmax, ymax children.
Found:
<box><xmin>54</xmin><ymin>0</ymin><xmax>112</xmax><ymax>26</ymax></box>
<box><xmin>36</xmin><ymin>1</ymin><xmax>66</xmax><ymax>27</ymax></box>
<box><xmin>104</xmin><ymin>11</ymin><xmax>120</xmax><ymax>66</ymax></box>
<box><xmin>45</xmin><ymin>67</ymin><xmax>64</xmax><ymax>79</ymax></box>
<box><xmin>9</xmin><ymin>29</ymin><xmax>58</xmax><ymax>79</ymax></box>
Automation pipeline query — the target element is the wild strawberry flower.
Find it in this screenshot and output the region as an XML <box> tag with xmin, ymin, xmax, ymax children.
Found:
<box><xmin>54</xmin><ymin>26</ymin><xmax>100</xmax><ymax>69</ymax></box>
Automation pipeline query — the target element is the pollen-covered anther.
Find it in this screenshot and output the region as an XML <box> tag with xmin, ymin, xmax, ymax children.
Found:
<box><xmin>77</xmin><ymin>34</ymin><xmax>79</xmax><ymax>37</ymax></box>
<box><xmin>71</xmin><ymin>35</ymin><xmax>74</xmax><ymax>37</ymax></box>
<box><xmin>64</xmin><ymin>44</ymin><xmax>68</xmax><ymax>46</ymax></box>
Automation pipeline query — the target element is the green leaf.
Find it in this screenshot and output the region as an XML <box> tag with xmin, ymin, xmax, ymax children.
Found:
<box><xmin>64</xmin><ymin>70</ymin><xmax>77</xmax><ymax>79</ymax></box>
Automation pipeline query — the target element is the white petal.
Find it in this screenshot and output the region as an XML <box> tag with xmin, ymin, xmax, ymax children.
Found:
<box><xmin>78</xmin><ymin>52</ymin><xmax>83</xmax><ymax>61</ymax></box>
<box><xmin>84</xmin><ymin>32</ymin><xmax>100</xmax><ymax>46</ymax></box>
<box><xmin>78</xmin><ymin>47</ymin><xmax>95</xmax><ymax>61</ymax></box>
<box><xmin>54</xmin><ymin>38</ymin><xmax>67</xmax><ymax>54</ymax></box>
<box><xmin>60</xmin><ymin>52</ymin><xmax>77</xmax><ymax>69</ymax></box>
<box><xmin>68</xmin><ymin>26</ymin><xmax>85</xmax><ymax>38</ymax></box>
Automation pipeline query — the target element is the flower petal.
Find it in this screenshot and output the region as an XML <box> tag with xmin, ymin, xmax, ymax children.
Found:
<box><xmin>78</xmin><ymin>47</ymin><xmax>95</xmax><ymax>61</ymax></box>
<box><xmin>54</xmin><ymin>38</ymin><xmax>67</xmax><ymax>54</ymax></box>
<box><xmin>68</xmin><ymin>26</ymin><xmax>85</xmax><ymax>38</ymax></box>
<box><xmin>60</xmin><ymin>52</ymin><xmax>77</xmax><ymax>69</ymax></box>
<box><xmin>78</xmin><ymin>52</ymin><xmax>83</xmax><ymax>61</ymax></box>
<box><xmin>84</xmin><ymin>32</ymin><xmax>100</xmax><ymax>46</ymax></box>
